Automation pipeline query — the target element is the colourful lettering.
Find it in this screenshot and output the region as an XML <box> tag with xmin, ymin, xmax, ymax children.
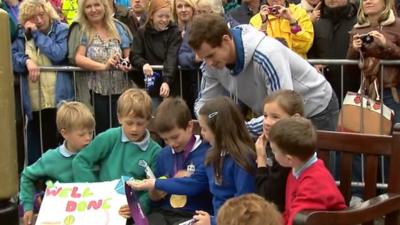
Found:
<box><xmin>59</xmin><ymin>187</ymin><xmax>72</xmax><ymax>198</ymax></box>
<box><xmin>64</xmin><ymin>198</ymin><xmax>113</xmax><ymax>212</ymax></box>
<box><xmin>82</xmin><ymin>188</ymin><xmax>94</xmax><ymax>198</ymax></box>
<box><xmin>66</xmin><ymin>201</ymin><xmax>77</xmax><ymax>212</ymax></box>
<box><xmin>70</xmin><ymin>187</ymin><xmax>81</xmax><ymax>198</ymax></box>
<box><xmin>45</xmin><ymin>187</ymin><xmax>62</xmax><ymax>196</ymax></box>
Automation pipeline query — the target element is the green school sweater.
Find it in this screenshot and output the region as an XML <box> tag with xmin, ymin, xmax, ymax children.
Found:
<box><xmin>72</xmin><ymin>127</ymin><xmax>161</xmax><ymax>214</ymax></box>
<box><xmin>20</xmin><ymin>145</ymin><xmax>76</xmax><ymax>211</ymax></box>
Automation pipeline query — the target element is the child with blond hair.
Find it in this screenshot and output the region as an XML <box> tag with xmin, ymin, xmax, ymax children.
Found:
<box><xmin>72</xmin><ymin>88</ymin><xmax>161</xmax><ymax>214</ymax></box>
<box><xmin>20</xmin><ymin>101</ymin><xmax>95</xmax><ymax>225</ymax></box>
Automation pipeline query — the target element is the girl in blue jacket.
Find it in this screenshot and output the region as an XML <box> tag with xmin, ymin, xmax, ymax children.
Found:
<box><xmin>128</xmin><ymin>96</ymin><xmax>256</xmax><ymax>225</ymax></box>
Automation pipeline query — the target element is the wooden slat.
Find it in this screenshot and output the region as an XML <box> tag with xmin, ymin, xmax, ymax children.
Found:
<box><xmin>363</xmin><ymin>155</ymin><xmax>378</xmax><ymax>200</ymax></box>
<box><xmin>339</xmin><ymin>152</ymin><xmax>353</xmax><ymax>204</ymax></box>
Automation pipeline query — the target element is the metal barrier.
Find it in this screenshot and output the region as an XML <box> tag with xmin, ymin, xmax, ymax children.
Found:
<box><xmin>20</xmin><ymin>59</ymin><xmax>400</xmax><ymax>193</ymax></box>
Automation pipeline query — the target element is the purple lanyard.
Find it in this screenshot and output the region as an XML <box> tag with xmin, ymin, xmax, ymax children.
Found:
<box><xmin>125</xmin><ymin>183</ymin><xmax>149</xmax><ymax>225</ymax></box>
<box><xmin>173</xmin><ymin>135</ymin><xmax>196</xmax><ymax>175</ymax></box>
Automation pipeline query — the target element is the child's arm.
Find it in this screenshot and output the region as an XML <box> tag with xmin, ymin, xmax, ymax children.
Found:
<box><xmin>72</xmin><ymin>131</ymin><xmax>114</xmax><ymax>182</ymax></box>
<box><xmin>129</xmin><ymin>164</ymin><xmax>209</xmax><ymax>195</ymax></box>
<box><xmin>20</xmin><ymin>158</ymin><xmax>49</xmax><ymax>213</ymax></box>
<box><xmin>233</xmin><ymin>161</ymin><xmax>256</xmax><ymax>196</ymax></box>
<box><xmin>155</xmin><ymin>164</ymin><xmax>209</xmax><ymax>195</ymax></box>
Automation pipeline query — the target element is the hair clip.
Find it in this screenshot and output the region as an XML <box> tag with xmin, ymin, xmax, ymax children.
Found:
<box><xmin>208</xmin><ymin>111</ymin><xmax>218</xmax><ymax>119</ymax></box>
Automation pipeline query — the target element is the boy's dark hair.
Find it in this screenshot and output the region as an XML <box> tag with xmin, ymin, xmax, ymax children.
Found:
<box><xmin>154</xmin><ymin>97</ymin><xmax>192</xmax><ymax>133</ymax></box>
<box><xmin>264</xmin><ymin>90</ymin><xmax>304</xmax><ymax>116</ymax></box>
<box><xmin>188</xmin><ymin>13</ymin><xmax>231</xmax><ymax>51</ymax></box>
<box><xmin>269</xmin><ymin>117</ymin><xmax>316</xmax><ymax>161</ymax></box>
<box><xmin>217</xmin><ymin>194</ymin><xmax>283</xmax><ymax>225</ymax></box>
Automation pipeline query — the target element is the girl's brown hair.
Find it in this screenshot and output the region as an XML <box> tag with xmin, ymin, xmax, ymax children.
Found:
<box><xmin>199</xmin><ymin>96</ymin><xmax>255</xmax><ymax>184</ymax></box>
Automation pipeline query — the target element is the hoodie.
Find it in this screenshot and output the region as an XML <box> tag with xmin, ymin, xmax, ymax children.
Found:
<box><xmin>194</xmin><ymin>25</ymin><xmax>332</xmax><ymax>118</ymax></box>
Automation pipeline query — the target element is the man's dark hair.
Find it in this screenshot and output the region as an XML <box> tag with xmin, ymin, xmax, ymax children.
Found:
<box><xmin>189</xmin><ymin>13</ymin><xmax>231</xmax><ymax>51</ymax></box>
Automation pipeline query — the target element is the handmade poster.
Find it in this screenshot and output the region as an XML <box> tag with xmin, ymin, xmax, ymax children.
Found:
<box><xmin>35</xmin><ymin>180</ymin><xmax>127</xmax><ymax>225</ymax></box>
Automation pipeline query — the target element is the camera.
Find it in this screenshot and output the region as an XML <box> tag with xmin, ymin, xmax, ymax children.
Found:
<box><xmin>359</xmin><ymin>33</ymin><xmax>374</xmax><ymax>44</ymax></box>
<box><xmin>117</xmin><ymin>56</ymin><xmax>131</xmax><ymax>68</ymax></box>
<box><xmin>268</xmin><ymin>6</ymin><xmax>279</xmax><ymax>15</ymax></box>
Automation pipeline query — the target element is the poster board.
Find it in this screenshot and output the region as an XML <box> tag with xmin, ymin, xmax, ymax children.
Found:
<box><xmin>35</xmin><ymin>180</ymin><xmax>127</xmax><ymax>225</ymax></box>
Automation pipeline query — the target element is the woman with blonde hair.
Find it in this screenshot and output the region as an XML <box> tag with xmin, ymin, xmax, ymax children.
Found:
<box><xmin>74</xmin><ymin>0</ymin><xmax>133</xmax><ymax>134</ymax></box>
<box><xmin>172</xmin><ymin>0</ymin><xmax>196</xmax><ymax>31</ymax></box>
<box><xmin>12</xmin><ymin>0</ymin><xmax>73</xmax><ymax>166</ymax></box>
<box><xmin>347</xmin><ymin>0</ymin><xmax>400</xmax><ymax>123</ymax></box>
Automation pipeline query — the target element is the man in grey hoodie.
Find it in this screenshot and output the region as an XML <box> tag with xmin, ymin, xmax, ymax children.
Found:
<box><xmin>189</xmin><ymin>13</ymin><xmax>339</xmax><ymax>135</ymax></box>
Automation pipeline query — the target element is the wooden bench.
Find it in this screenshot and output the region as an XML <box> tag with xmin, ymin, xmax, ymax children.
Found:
<box><xmin>294</xmin><ymin>124</ymin><xmax>400</xmax><ymax>225</ymax></box>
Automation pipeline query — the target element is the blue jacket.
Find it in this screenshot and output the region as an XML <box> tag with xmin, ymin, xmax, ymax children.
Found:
<box><xmin>154</xmin><ymin>139</ymin><xmax>213</xmax><ymax>214</ymax></box>
<box><xmin>12</xmin><ymin>20</ymin><xmax>74</xmax><ymax>120</ymax></box>
<box><xmin>155</xmin><ymin>153</ymin><xmax>255</xmax><ymax>225</ymax></box>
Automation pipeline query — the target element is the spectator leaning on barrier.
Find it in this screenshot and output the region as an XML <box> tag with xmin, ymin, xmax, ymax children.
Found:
<box><xmin>74</xmin><ymin>0</ymin><xmax>133</xmax><ymax>135</ymax></box>
<box><xmin>12</xmin><ymin>0</ymin><xmax>74</xmax><ymax>165</ymax></box>
<box><xmin>249</xmin><ymin>0</ymin><xmax>314</xmax><ymax>59</ymax></box>
<box><xmin>190</xmin><ymin>14</ymin><xmax>338</xmax><ymax>136</ymax></box>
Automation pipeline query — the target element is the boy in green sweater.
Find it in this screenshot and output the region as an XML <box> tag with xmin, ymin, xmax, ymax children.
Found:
<box><xmin>20</xmin><ymin>101</ymin><xmax>95</xmax><ymax>225</ymax></box>
<box><xmin>72</xmin><ymin>88</ymin><xmax>161</xmax><ymax>214</ymax></box>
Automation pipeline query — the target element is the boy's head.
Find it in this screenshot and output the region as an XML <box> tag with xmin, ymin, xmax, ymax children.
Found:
<box><xmin>217</xmin><ymin>193</ymin><xmax>283</xmax><ymax>225</ymax></box>
<box><xmin>269</xmin><ymin>117</ymin><xmax>317</xmax><ymax>167</ymax></box>
<box><xmin>189</xmin><ymin>13</ymin><xmax>235</xmax><ymax>69</ymax></box>
<box><xmin>56</xmin><ymin>101</ymin><xmax>95</xmax><ymax>152</ymax></box>
<box><xmin>153</xmin><ymin>97</ymin><xmax>193</xmax><ymax>152</ymax></box>
<box><xmin>263</xmin><ymin>90</ymin><xmax>304</xmax><ymax>138</ymax></box>
<box><xmin>117</xmin><ymin>88</ymin><xmax>152</xmax><ymax>142</ymax></box>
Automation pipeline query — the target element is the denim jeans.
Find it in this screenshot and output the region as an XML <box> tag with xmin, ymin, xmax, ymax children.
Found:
<box><xmin>309</xmin><ymin>92</ymin><xmax>340</xmax><ymax>131</ymax></box>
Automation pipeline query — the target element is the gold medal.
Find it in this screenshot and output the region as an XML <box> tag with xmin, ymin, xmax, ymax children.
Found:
<box><xmin>170</xmin><ymin>194</ymin><xmax>187</xmax><ymax>208</ymax></box>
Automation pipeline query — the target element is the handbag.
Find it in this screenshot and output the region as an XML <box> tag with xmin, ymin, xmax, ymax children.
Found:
<box><xmin>337</xmin><ymin>79</ymin><xmax>394</xmax><ymax>135</ymax></box>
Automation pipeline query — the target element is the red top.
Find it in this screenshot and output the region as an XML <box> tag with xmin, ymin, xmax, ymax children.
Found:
<box><xmin>284</xmin><ymin>159</ymin><xmax>347</xmax><ymax>225</ymax></box>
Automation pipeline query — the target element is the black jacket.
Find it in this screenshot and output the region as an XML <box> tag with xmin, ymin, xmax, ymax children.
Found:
<box><xmin>131</xmin><ymin>22</ymin><xmax>182</xmax><ymax>90</ymax></box>
<box><xmin>308</xmin><ymin>3</ymin><xmax>361</xmax><ymax>99</ymax></box>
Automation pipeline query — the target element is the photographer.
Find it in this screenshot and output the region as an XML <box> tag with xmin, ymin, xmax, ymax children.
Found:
<box><xmin>347</xmin><ymin>0</ymin><xmax>400</xmax><ymax>123</ymax></box>
<box><xmin>249</xmin><ymin>0</ymin><xmax>314</xmax><ymax>58</ymax></box>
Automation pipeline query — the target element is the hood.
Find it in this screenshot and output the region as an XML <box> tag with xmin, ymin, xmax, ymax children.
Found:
<box><xmin>229</xmin><ymin>25</ymin><xmax>266</xmax><ymax>75</ymax></box>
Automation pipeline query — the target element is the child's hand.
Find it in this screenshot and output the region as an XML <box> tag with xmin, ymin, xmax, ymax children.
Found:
<box><xmin>126</xmin><ymin>178</ymin><xmax>155</xmax><ymax>190</ymax></box>
<box><xmin>255</xmin><ymin>135</ymin><xmax>269</xmax><ymax>168</ymax></box>
<box><xmin>118</xmin><ymin>204</ymin><xmax>131</xmax><ymax>218</ymax></box>
<box><xmin>193</xmin><ymin>210</ymin><xmax>211</xmax><ymax>225</ymax></box>
<box><xmin>23</xmin><ymin>210</ymin><xmax>34</xmax><ymax>225</ymax></box>
<box><xmin>143</xmin><ymin>63</ymin><xmax>153</xmax><ymax>76</ymax></box>
<box><xmin>174</xmin><ymin>170</ymin><xmax>190</xmax><ymax>178</ymax></box>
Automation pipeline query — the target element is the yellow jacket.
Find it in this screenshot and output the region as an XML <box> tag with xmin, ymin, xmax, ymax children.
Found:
<box><xmin>250</xmin><ymin>4</ymin><xmax>314</xmax><ymax>58</ymax></box>
<box><xmin>62</xmin><ymin>0</ymin><xmax>78</xmax><ymax>25</ymax></box>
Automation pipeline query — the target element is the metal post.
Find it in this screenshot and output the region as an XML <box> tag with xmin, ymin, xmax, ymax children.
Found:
<box><xmin>0</xmin><ymin>8</ymin><xmax>19</xmax><ymax>225</ymax></box>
